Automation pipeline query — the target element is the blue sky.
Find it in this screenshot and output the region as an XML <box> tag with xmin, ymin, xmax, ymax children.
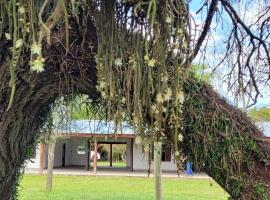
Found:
<box><xmin>190</xmin><ymin>0</ymin><xmax>203</xmax><ymax>11</ymax></box>
<box><xmin>188</xmin><ymin>1</ymin><xmax>270</xmax><ymax>108</ymax></box>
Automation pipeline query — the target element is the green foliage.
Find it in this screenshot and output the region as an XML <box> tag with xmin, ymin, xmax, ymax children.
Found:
<box><xmin>69</xmin><ymin>97</ymin><xmax>91</xmax><ymax>120</ymax></box>
<box><xmin>70</xmin><ymin>105</ymin><xmax>89</xmax><ymax>119</ymax></box>
<box><xmin>68</xmin><ymin>95</ymin><xmax>105</xmax><ymax>120</ymax></box>
<box><xmin>182</xmin><ymin>77</ymin><xmax>269</xmax><ymax>199</ymax></box>
<box><xmin>248</xmin><ymin>107</ymin><xmax>270</xmax><ymax>121</ymax></box>
<box><xmin>99</xmin><ymin>144</ymin><xmax>126</xmax><ymax>162</ymax></box>
<box><xmin>24</xmin><ymin>145</ymin><xmax>36</xmax><ymax>160</ymax></box>
<box><xmin>253</xmin><ymin>182</ymin><xmax>268</xmax><ymax>200</ymax></box>
<box><xmin>191</xmin><ymin>65</ymin><xmax>214</xmax><ymax>84</ymax></box>
<box><xmin>39</xmin><ymin>109</ymin><xmax>55</xmax><ymax>143</ymax></box>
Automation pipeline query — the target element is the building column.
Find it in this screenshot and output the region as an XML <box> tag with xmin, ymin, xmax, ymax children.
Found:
<box><xmin>93</xmin><ymin>139</ymin><xmax>98</xmax><ymax>174</ymax></box>
<box><xmin>109</xmin><ymin>143</ymin><xmax>113</xmax><ymax>167</ymax></box>
<box><xmin>130</xmin><ymin>138</ymin><xmax>134</xmax><ymax>172</ymax></box>
<box><xmin>86</xmin><ymin>139</ymin><xmax>90</xmax><ymax>171</ymax></box>
<box><xmin>39</xmin><ymin>143</ymin><xmax>45</xmax><ymax>175</ymax></box>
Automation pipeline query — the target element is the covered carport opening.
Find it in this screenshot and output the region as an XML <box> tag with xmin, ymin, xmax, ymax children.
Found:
<box><xmin>40</xmin><ymin>133</ymin><xmax>135</xmax><ymax>173</ymax></box>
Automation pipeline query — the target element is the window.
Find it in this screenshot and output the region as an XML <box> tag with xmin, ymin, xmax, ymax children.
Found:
<box><xmin>162</xmin><ymin>145</ymin><xmax>171</xmax><ymax>162</ymax></box>
<box><xmin>149</xmin><ymin>144</ymin><xmax>172</xmax><ymax>162</ymax></box>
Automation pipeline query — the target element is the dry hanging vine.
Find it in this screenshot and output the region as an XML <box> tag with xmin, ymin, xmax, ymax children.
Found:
<box><xmin>91</xmin><ymin>0</ymin><xmax>192</xmax><ymax>163</ymax></box>
<box><xmin>0</xmin><ymin>0</ymin><xmax>69</xmax><ymax>110</ymax></box>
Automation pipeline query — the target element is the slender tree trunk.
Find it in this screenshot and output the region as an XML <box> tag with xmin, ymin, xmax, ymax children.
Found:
<box><xmin>46</xmin><ymin>140</ymin><xmax>56</xmax><ymax>192</ymax></box>
<box><xmin>93</xmin><ymin>139</ymin><xmax>98</xmax><ymax>174</ymax></box>
<box><xmin>154</xmin><ymin>141</ymin><xmax>162</xmax><ymax>200</ymax></box>
<box><xmin>148</xmin><ymin>145</ymin><xmax>152</xmax><ymax>177</ymax></box>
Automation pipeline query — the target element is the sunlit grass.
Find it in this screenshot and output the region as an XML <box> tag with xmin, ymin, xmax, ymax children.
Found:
<box><xmin>19</xmin><ymin>175</ymin><xmax>229</xmax><ymax>200</ymax></box>
<box><xmin>95</xmin><ymin>161</ymin><xmax>126</xmax><ymax>167</ymax></box>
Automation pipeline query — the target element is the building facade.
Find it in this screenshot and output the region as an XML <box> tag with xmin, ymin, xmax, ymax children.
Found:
<box><xmin>26</xmin><ymin>120</ymin><xmax>177</xmax><ymax>172</ymax></box>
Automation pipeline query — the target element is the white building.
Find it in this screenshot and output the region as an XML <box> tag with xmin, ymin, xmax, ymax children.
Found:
<box><xmin>26</xmin><ymin>120</ymin><xmax>177</xmax><ymax>173</ymax></box>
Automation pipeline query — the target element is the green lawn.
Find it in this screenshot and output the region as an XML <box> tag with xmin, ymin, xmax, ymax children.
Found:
<box><xmin>19</xmin><ymin>175</ymin><xmax>229</xmax><ymax>200</ymax></box>
<box><xmin>95</xmin><ymin>161</ymin><xmax>126</xmax><ymax>167</ymax></box>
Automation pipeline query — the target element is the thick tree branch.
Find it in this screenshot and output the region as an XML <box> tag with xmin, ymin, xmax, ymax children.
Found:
<box><xmin>189</xmin><ymin>0</ymin><xmax>219</xmax><ymax>62</ymax></box>
<box><xmin>39</xmin><ymin>0</ymin><xmax>71</xmax><ymax>43</ymax></box>
<box><xmin>220</xmin><ymin>0</ymin><xmax>270</xmax><ymax>67</ymax></box>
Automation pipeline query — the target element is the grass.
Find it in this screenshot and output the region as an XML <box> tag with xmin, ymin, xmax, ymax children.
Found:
<box><xmin>19</xmin><ymin>175</ymin><xmax>229</xmax><ymax>200</ymax></box>
<box><xmin>95</xmin><ymin>161</ymin><xmax>126</xmax><ymax>167</ymax></box>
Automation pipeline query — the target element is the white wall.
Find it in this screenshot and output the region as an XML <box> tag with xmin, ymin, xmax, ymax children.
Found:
<box><xmin>53</xmin><ymin>138</ymin><xmax>71</xmax><ymax>167</ymax></box>
<box><xmin>70</xmin><ymin>138</ymin><xmax>88</xmax><ymax>166</ymax></box>
<box><xmin>26</xmin><ymin>137</ymin><xmax>177</xmax><ymax>172</ymax></box>
<box><xmin>133</xmin><ymin>144</ymin><xmax>177</xmax><ymax>172</ymax></box>
<box><xmin>42</xmin><ymin>138</ymin><xmax>72</xmax><ymax>168</ymax></box>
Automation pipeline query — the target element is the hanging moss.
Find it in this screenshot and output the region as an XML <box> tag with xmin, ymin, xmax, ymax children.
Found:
<box><xmin>182</xmin><ymin>77</ymin><xmax>270</xmax><ymax>199</ymax></box>
<box><xmin>0</xmin><ymin>0</ymin><xmax>70</xmax><ymax>109</ymax></box>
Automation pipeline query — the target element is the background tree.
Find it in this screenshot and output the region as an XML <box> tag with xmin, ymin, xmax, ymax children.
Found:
<box><xmin>249</xmin><ymin>107</ymin><xmax>270</xmax><ymax>122</ymax></box>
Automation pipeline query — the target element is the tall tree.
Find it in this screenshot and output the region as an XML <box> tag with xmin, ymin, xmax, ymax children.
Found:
<box><xmin>0</xmin><ymin>1</ymin><xmax>270</xmax><ymax>199</ymax></box>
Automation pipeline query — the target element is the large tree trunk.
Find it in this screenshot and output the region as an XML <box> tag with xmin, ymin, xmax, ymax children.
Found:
<box><xmin>182</xmin><ymin>79</ymin><xmax>270</xmax><ymax>199</ymax></box>
<box><xmin>0</xmin><ymin>16</ymin><xmax>270</xmax><ymax>199</ymax></box>
<box><xmin>0</xmin><ymin>18</ymin><xmax>98</xmax><ymax>200</ymax></box>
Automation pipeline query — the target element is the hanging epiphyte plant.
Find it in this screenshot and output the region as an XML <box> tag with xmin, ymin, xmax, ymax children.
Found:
<box><xmin>0</xmin><ymin>0</ymin><xmax>192</xmax><ymax>163</ymax></box>
<box><xmin>0</xmin><ymin>0</ymin><xmax>70</xmax><ymax>110</ymax></box>
<box><xmin>91</xmin><ymin>0</ymin><xmax>192</xmax><ymax>161</ymax></box>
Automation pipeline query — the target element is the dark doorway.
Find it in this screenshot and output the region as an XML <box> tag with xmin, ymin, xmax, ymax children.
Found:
<box><xmin>62</xmin><ymin>143</ymin><xmax>66</xmax><ymax>167</ymax></box>
<box><xmin>162</xmin><ymin>145</ymin><xmax>171</xmax><ymax>162</ymax></box>
<box><xmin>96</xmin><ymin>142</ymin><xmax>127</xmax><ymax>168</ymax></box>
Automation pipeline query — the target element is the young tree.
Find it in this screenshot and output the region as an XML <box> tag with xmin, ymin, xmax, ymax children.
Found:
<box><xmin>154</xmin><ymin>141</ymin><xmax>162</xmax><ymax>200</ymax></box>
<box><xmin>0</xmin><ymin>1</ymin><xmax>270</xmax><ymax>199</ymax></box>
<box><xmin>46</xmin><ymin>138</ymin><xmax>56</xmax><ymax>192</ymax></box>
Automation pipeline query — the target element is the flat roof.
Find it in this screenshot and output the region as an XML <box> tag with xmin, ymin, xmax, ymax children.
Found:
<box><xmin>53</xmin><ymin>120</ymin><xmax>270</xmax><ymax>138</ymax></box>
<box><xmin>54</xmin><ymin>120</ymin><xmax>134</xmax><ymax>136</ymax></box>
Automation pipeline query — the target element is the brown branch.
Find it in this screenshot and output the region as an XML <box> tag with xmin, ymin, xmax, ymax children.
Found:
<box><xmin>218</xmin><ymin>0</ymin><xmax>270</xmax><ymax>105</ymax></box>
<box><xmin>189</xmin><ymin>0</ymin><xmax>219</xmax><ymax>62</ymax></box>
<box><xmin>39</xmin><ymin>0</ymin><xmax>71</xmax><ymax>43</ymax></box>
<box><xmin>220</xmin><ymin>0</ymin><xmax>270</xmax><ymax>65</ymax></box>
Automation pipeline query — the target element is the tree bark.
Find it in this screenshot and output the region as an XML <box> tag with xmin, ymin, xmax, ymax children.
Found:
<box><xmin>154</xmin><ymin>141</ymin><xmax>162</xmax><ymax>200</ymax></box>
<box><xmin>46</xmin><ymin>141</ymin><xmax>56</xmax><ymax>192</ymax></box>
<box><xmin>183</xmin><ymin>79</ymin><xmax>270</xmax><ymax>199</ymax></box>
<box><xmin>0</xmin><ymin>18</ymin><xmax>98</xmax><ymax>199</ymax></box>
